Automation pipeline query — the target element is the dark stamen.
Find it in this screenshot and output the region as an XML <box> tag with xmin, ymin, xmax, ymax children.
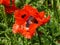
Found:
<box><xmin>33</xmin><ymin>18</ymin><xmax>38</xmax><ymax>24</ymax></box>
<box><xmin>26</xmin><ymin>16</ymin><xmax>38</xmax><ymax>27</ymax></box>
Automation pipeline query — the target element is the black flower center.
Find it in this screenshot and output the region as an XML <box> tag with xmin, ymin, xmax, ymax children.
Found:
<box><xmin>26</xmin><ymin>16</ymin><xmax>38</xmax><ymax>27</ymax></box>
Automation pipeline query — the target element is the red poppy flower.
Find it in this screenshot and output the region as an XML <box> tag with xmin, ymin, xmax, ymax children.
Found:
<box><xmin>12</xmin><ymin>5</ymin><xmax>50</xmax><ymax>39</ymax></box>
<box><xmin>0</xmin><ymin>0</ymin><xmax>10</xmax><ymax>6</ymax></box>
<box><xmin>5</xmin><ymin>4</ymin><xmax>18</xmax><ymax>14</ymax></box>
<box><xmin>22</xmin><ymin>5</ymin><xmax>50</xmax><ymax>26</ymax></box>
<box><xmin>0</xmin><ymin>0</ymin><xmax>18</xmax><ymax>14</ymax></box>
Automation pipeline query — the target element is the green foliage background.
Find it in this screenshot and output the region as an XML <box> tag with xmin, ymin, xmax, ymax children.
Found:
<box><xmin>0</xmin><ymin>0</ymin><xmax>60</xmax><ymax>45</ymax></box>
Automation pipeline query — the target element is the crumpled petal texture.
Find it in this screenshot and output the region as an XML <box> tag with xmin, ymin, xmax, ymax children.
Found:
<box><xmin>12</xmin><ymin>5</ymin><xmax>50</xmax><ymax>39</ymax></box>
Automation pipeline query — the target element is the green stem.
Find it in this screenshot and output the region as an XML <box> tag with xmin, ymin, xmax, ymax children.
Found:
<box><xmin>22</xmin><ymin>37</ymin><xmax>25</xmax><ymax>45</ymax></box>
<box><xmin>26</xmin><ymin>39</ymin><xmax>28</xmax><ymax>45</ymax></box>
